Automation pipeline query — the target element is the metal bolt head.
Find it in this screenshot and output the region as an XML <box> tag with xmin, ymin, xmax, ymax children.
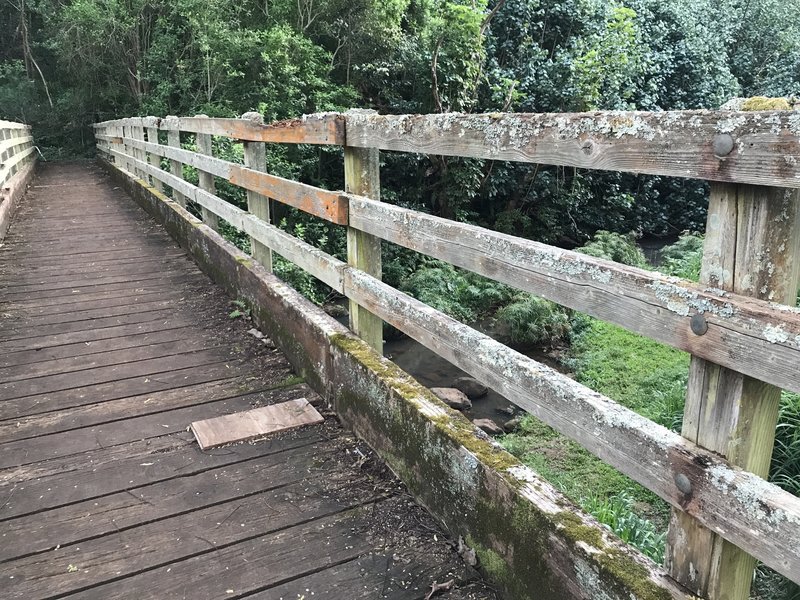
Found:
<box><xmin>675</xmin><ymin>473</ymin><xmax>692</xmax><ymax>495</ymax></box>
<box><xmin>713</xmin><ymin>133</ymin><xmax>734</xmax><ymax>157</ymax></box>
<box><xmin>690</xmin><ymin>314</ymin><xmax>708</xmax><ymax>336</ymax></box>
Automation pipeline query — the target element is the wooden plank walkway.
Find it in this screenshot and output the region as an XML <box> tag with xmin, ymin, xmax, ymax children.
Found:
<box><xmin>0</xmin><ymin>162</ymin><xmax>493</xmax><ymax>600</ymax></box>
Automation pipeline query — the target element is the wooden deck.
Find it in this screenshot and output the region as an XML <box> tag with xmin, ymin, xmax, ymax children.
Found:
<box><xmin>0</xmin><ymin>162</ymin><xmax>493</xmax><ymax>600</ymax></box>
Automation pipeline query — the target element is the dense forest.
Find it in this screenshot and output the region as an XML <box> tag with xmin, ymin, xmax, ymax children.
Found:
<box><xmin>1</xmin><ymin>0</ymin><xmax>799</xmax><ymax>245</ymax></box>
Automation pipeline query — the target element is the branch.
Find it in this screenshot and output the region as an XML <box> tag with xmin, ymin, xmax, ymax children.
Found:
<box><xmin>431</xmin><ymin>38</ymin><xmax>444</xmax><ymax>113</ymax></box>
<box><xmin>480</xmin><ymin>0</ymin><xmax>507</xmax><ymax>35</ymax></box>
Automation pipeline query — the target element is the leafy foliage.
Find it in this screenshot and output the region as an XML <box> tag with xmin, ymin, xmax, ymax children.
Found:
<box><xmin>659</xmin><ymin>232</ymin><xmax>704</xmax><ymax>280</ymax></box>
<box><xmin>495</xmin><ymin>295</ymin><xmax>571</xmax><ymax>347</ymax></box>
<box><xmin>575</xmin><ymin>230</ymin><xmax>649</xmax><ymax>268</ymax></box>
<box><xmin>581</xmin><ymin>492</ymin><xmax>667</xmax><ymax>563</ymax></box>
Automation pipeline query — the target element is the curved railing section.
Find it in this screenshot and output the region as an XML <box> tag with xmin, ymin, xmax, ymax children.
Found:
<box><xmin>95</xmin><ymin>108</ymin><xmax>800</xmax><ymax>599</ymax></box>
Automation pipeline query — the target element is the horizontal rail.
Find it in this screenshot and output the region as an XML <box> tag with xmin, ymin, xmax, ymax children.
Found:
<box><xmin>347</xmin><ymin>196</ymin><xmax>800</xmax><ymax>395</ymax></box>
<box><xmin>346</xmin><ymin>111</ymin><xmax>800</xmax><ymax>188</ymax></box>
<box><xmin>341</xmin><ymin>267</ymin><xmax>800</xmax><ymax>584</ymax></box>
<box><xmin>102</xmin><ymin>134</ymin><xmax>348</xmax><ymax>224</ymax></box>
<box><xmin>0</xmin><ymin>146</ymin><xmax>36</xmax><ymax>187</ymax></box>
<box><xmin>0</xmin><ymin>121</ymin><xmax>30</xmax><ymax>131</ymax></box>
<box><xmin>107</xmin><ymin>148</ymin><xmax>347</xmax><ymax>293</ymax></box>
<box><xmin>0</xmin><ymin>136</ymin><xmax>34</xmax><ymax>156</ymax></box>
<box><xmin>96</xmin><ymin>113</ymin><xmax>345</xmax><ymax>145</ymax></box>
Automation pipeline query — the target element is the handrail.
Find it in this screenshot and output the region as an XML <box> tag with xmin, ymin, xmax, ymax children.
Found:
<box><xmin>0</xmin><ymin>123</ymin><xmax>35</xmax><ymax>190</ymax></box>
<box><xmin>94</xmin><ymin>109</ymin><xmax>800</xmax><ymax>594</ymax></box>
<box><xmin>0</xmin><ymin>120</ymin><xmax>37</xmax><ymax>240</ymax></box>
<box><xmin>346</xmin><ymin>110</ymin><xmax>800</xmax><ymax>188</ymax></box>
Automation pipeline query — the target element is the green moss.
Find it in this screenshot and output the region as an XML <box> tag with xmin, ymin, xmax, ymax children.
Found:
<box><xmin>595</xmin><ymin>549</ymin><xmax>673</xmax><ymax>600</ymax></box>
<box><xmin>330</xmin><ymin>332</ymin><xmax>521</xmax><ymax>475</ymax></box>
<box><xmin>265</xmin><ymin>374</ymin><xmax>305</xmax><ymax>390</ymax></box>
<box><xmin>466</xmin><ymin>535</ymin><xmax>514</xmax><ymax>585</ymax></box>
<box><xmin>741</xmin><ymin>96</ymin><xmax>791</xmax><ymax>111</ymax></box>
<box><xmin>234</xmin><ymin>256</ymin><xmax>255</xmax><ymax>267</ymax></box>
<box><xmin>554</xmin><ymin>511</ymin><xmax>604</xmax><ymax>548</ymax></box>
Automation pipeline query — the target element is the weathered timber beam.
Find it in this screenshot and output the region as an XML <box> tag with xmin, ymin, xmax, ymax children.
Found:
<box><xmin>96</xmin><ymin>113</ymin><xmax>345</xmax><ymax>145</ymax></box>
<box><xmin>0</xmin><ymin>136</ymin><xmax>34</xmax><ymax>155</ymax></box>
<box><xmin>240</xmin><ymin>216</ymin><xmax>346</xmax><ymax>293</ymax></box>
<box><xmin>119</xmin><ymin>137</ymin><xmax>348</xmax><ymax>224</ymax></box>
<box><xmin>347</xmin><ymin>195</ymin><xmax>800</xmax><ymax>395</ymax></box>
<box><xmin>345</xmin><ymin>111</ymin><xmax>800</xmax><ymax>188</ymax></box>
<box><xmin>342</xmin><ymin>267</ymin><xmax>800</xmax><ymax>584</ymax></box>
<box><xmin>107</xmin><ymin>148</ymin><xmax>346</xmax><ymax>292</ymax></box>
<box><xmin>0</xmin><ymin>146</ymin><xmax>36</xmax><ymax>187</ymax></box>
<box><xmin>108</xmin><ymin>148</ymin><xmax>245</xmax><ymax>228</ymax></box>
<box><xmin>0</xmin><ymin>122</ymin><xmax>30</xmax><ymax>131</ymax></box>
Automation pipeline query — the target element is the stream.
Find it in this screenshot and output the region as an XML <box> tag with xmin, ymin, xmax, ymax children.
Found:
<box><xmin>332</xmin><ymin>307</ymin><xmax>567</xmax><ymax>428</ymax></box>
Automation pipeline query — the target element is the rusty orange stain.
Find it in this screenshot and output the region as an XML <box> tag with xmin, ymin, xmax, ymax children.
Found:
<box><xmin>229</xmin><ymin>166</ymin><xmax>349</xmax><ymax>225</ymax></box>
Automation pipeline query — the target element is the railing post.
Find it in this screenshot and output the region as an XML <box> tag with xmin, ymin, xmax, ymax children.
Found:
<box><xmin>666</xmin><ymin>176</ymin><xmax>800</xmax><ymax>597</ymax></box>
<box><xmin>132</xmin><ymin>119</ymin><xmax>147</xmax><ymax>180</ymax></box>
<box><xmin>344</xmin><ymin>109</ymin><xmax>383</xmax><ymax>353</ymax></box>
<box><xmin>194</xmin><ymin>114</ymin><xmax>220</xmax><ymax>231</ymax></box>
<box><xmin>144</xmin><ymin>117</ymin><xmax>164</xmax><ymax>193</ymax></box>
<box><xmin>121</xmin><ymin>122</ymin><xmax>135</xmax><ymax>175</ymax></box>
<box><xmin>241</xmin><ymin>112</ymin><xmax>272</xmax><ymax>272</ymax></box>
<box><xmin>6</xmin><ymin>128</ymin><xmax>17</xmax><ymax>178</ymax></box>
<box><xmin>164</xmin><ymin>116</ymin><xmax>186</xmax><ymax>208</ymax></box>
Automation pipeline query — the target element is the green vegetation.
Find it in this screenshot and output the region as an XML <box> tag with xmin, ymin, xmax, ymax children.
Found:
<box><xmin>576</xmin><ymin>230</ymin><xmax>649</xmax><ymax>269</ymax></box>
<box><xmin>501</xmin><ymin>232</ymin><xmax>800</xmax><ymax>598</ymax></box>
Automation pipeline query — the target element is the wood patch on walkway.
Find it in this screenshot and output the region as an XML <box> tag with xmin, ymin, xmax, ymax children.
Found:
<box><xmin>191</xmin><ymin>398</ymin><xmax>324</xmax><ymax>449</ymax></box>
<box><xmin>0</xmin><ymin>163</ymin><xmax>493</xmax><ymax>600</ymax></box>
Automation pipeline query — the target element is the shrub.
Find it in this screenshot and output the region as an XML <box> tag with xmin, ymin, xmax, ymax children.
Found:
<box><xmin>576</xmin><ymin>230</ymin><xmax>649</xmax><ymax>268</ymax></box>
<box><xmin>659</xmin><ymin>232</ymin><xmax>704</xmax><ymax>281</ymax></box>
<box><xmin>495</xmin><ymin>295</ymin><xmax>572</xmax><ymax>347</ymax></box>
<box><xmin>399</xmin><ymin>262</ymin><xmax>476</xmax><ymax>321</ymax></box>
<box><xmin>398</xmin><ymin>261</ymin><xmax>517</xmax><ymax>323</ymax></box>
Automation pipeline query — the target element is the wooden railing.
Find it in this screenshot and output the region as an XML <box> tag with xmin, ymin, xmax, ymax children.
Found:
<box><xmin>0</xmin><ymin>121</ymin><xmax>35</xmax><ymax>193</ymax></box>
<box><xmin>94</xmin><ymin>108</ymin><xmax>800</xmax><ymax>599</ymax></box>
<box><xmin>0</xmin><ymin>120</ymin><xmax>37</xmax><ymax>238</ymax></box>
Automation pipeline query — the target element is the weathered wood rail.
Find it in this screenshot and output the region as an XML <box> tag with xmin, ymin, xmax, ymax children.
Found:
<box><xmin>95</xmin><ymin>107</ymin><xmax>800</xmax><ymax>600</ymax></box>
<box><xmin>0</xmin><ymin>120</ymin><xmax>37</xmax><ymax>238</ymax></box>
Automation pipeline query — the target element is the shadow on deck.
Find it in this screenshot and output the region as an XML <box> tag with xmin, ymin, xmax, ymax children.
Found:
<box><xmin>0</xmin><ymin>162</ymin><xmax>493</xmax><ymax>600</ymax></box>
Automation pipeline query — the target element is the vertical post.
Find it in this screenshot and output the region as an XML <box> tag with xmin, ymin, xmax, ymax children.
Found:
<box><xmin>344</xmin><ymin>110</ymin><xmax>382</xmax><ymax>353</ymax></box>
<box><xmin>144</xmin><ymin>117</ymin><xmax>164</xmax><ymax>193</ymax></box>
<box><xmin>165</xmin><ymin>116</ymin><xmax>186</xmax><ymax>207</ymax></box>
<box><xmin>194</xmin><ymin>115</ymin><xmax>219</xmax><ymax>231</ymax></box>
<box><xmin>7</xmin><ymin>128</ymin><xmax>17</xmax><ymax>178</ymax></box>
<box><xmin>666</xmin><ymin>178</ymin><xmax>800</xmax><ymax>599</ymax></box>
<box><xmin>121</xmin><ymin>122</ymin><xmax>135</xmax><ymax>175</ymax></box>
<box><xmin>241</xmin><ymin>112</ymin><xmax>272</xmax><ymax>272</ymax></box>
<box><xmin>132</xmin><ymin>120</ymin><xmax>147</xmax><ymax>180</ymax></box>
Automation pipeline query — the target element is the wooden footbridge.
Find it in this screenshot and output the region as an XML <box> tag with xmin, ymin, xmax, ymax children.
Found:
<box><xmin>1</xmin><ymin>107</ymin><xmax>800</xmax><ymax>600</ymax></box>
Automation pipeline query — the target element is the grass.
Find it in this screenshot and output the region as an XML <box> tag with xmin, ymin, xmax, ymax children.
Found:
<box><xmin>501</xmin><ymin>320</ymin><xmax>684</xmax><ymax>539</ymax></box>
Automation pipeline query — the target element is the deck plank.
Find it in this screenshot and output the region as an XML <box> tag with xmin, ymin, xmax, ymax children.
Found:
<box><xmin>0</xmin><ymin>162</ymin><xmax>487</xmax><ymax>600</ymax></box>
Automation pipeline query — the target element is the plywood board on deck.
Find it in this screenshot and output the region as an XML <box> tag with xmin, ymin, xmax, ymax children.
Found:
<box><xmin>190</xmin><ymin>398</ymin><xmax>324</xmax><ymax>449</ymax></box>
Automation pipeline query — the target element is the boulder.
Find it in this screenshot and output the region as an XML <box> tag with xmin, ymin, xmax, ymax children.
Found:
<box><xmin>430</xmin><ymin>387</ymin><xmax>472</xmax><ymax>411</ymax></box>
<box><xmin>473</xmin><ymin>418</ymin><xmax>503</xmax><ymax>435</ymax></box>
<box><xmin>503</xmin><ymin>416</ymin><xmax>523</xmax><ymax>433</ymax></box>
<box><xmin>452</xmin><ymin>376</ymin><xmax>488</xmax><ymax>399</ymax></box>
